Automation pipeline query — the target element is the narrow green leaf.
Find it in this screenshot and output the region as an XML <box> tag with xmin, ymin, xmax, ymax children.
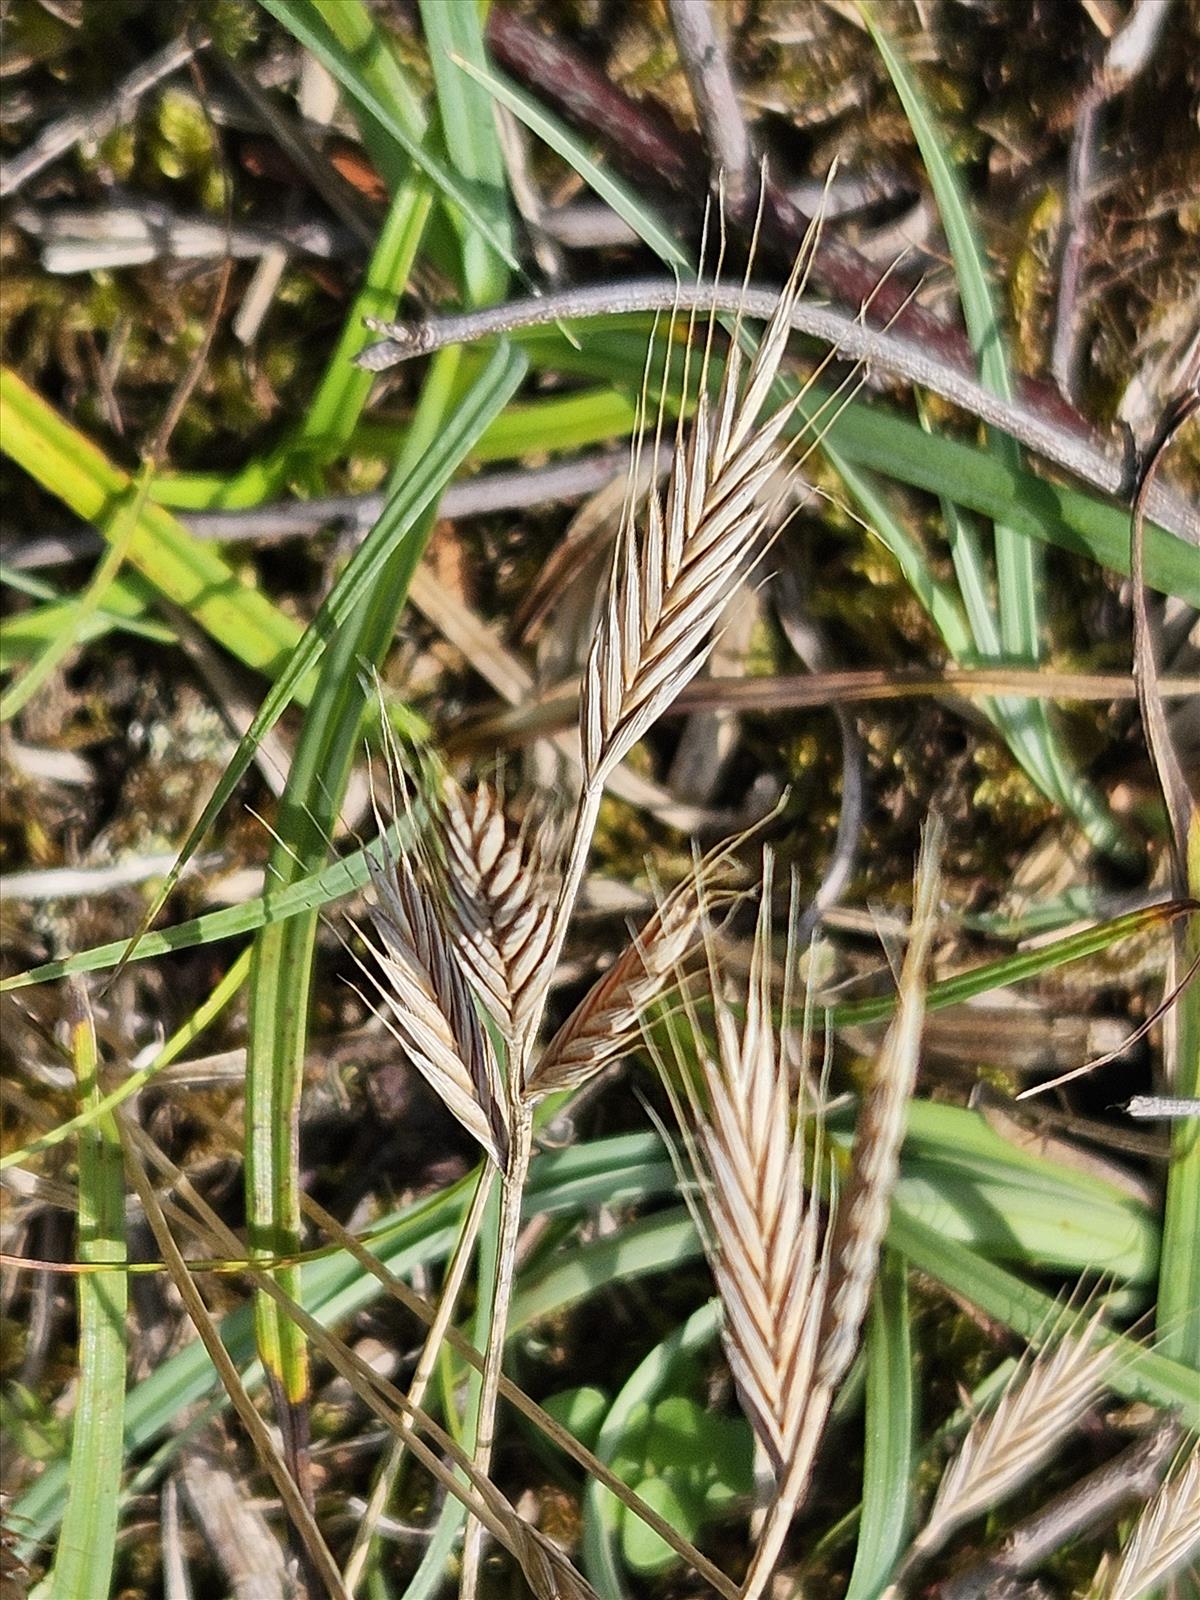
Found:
<box><xmin>46</xmin><ymin>988</ymin><xmax>127</xmax><ymax>1600</ymax></box>
<box><xmin>258</xmin><ymin>0</ymin><xmax>523</xmax><ymax>281</ymax></box>
<box><xmin>419</xmin><ymin>0</ymin><xmax>513</xmax><ymax>303</ymax></box>
<box><xmin>830</xmin><ymin>901</ymin><xmax>1193</xmax><ymax>1028</ymax></box>
<box><xmin>0</xmin><ymin>369</ymin><xmax>303</xmax><ymax>676</ymax></box>
<box><xmin>845</xmin><ymin>1252</ymin><xmax>913</xmax><ymax>1600</ymax></box>
<box><xmin>1157</xmin><ymin>817</ymin><xmax>1200</xmax><ymax>1366</ymax></box>
<box><xmin>1</xmin><ymin>465</ymin><xmax>153</xmax><ymax>721</ymax></box>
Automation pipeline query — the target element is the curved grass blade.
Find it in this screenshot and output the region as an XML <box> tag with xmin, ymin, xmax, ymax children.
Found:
<box><xmin>830</xmin><ymin>899</ymin><xmax>1196</xmax><ymax>1029</ymax></box>
<box><xmin>0</xmin><ymin>369</ymin><xmax>302</xmax><ymax>675</ymax></box>
<box><xmin>581</xmin><ymin>1302</ymin><xmax>722</xmax><ymax>1600</ymax></box>
<box><xmin>862</xmin><ymin>3</ymin><xmax>1128</xmax><ymax>859</ymax></box>
<box><xmin>45</xmin><ymin>983</ymin><xmax>127</xmax><ymax>1600</ymax></box>
<box><xmin>1</xmin><ymin>464</ymin><xmax>153</xmax><ymax>721</ymax></box>
<box><xmin>0</xmin><ymin>828</ymin><xmax>408</xmax><ymax>994</ymax></box>
<box><xmin>844</xmin><ymin>1250</ymin><xmax>913</xmax><ymax>1600</ymax></box>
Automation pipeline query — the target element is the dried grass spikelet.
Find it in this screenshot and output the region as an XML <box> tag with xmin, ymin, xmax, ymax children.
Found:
<box><xmin>350</xmin><ymin>719</ymin><xmax>512</xmax><ymax>1170</ymax></box>
<box><xmin>437</xmin><ymin>776</ymin><xmax>560</xmax><ymax>1057</ymax></box>
<box><xmin>909</xmin><ymin>1301</ymin><xmax>1117</xmax><ymax>1568</ymax></box>
<box><xmin>651</xmin><ymin>850</ymin><xmax>833</xmax><ymax>1594</ymax></box>
<box><xmin>1091</xmin><ymin>1440</ymin><xmax>1200</xmax><ymax>1600</ymax></box>
<box><xmin>814</xmin><ymin>814</ymin><xmax>944</xmax><ymax>1392</ymax></box>
<box><xmin>527</xmin><ymin>833</ymin><xmax>744</xmax><ymax>1100</ymax></box>
<box><xmin>656</xmin><ymin>825</ymin><xmax>943</xmax><ymax>1600</ymax></box>
<box><xmin>580</xmin><ymin>236</ymin><xmax>814</xmax><ymax>793</ymax></box>
<box><xmin>360</xmin><ymin>836</ymin><xmax>511</xmax><ymax>1169</ymax></box>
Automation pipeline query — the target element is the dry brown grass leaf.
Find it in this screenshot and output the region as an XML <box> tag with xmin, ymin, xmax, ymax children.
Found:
<box><xmin>438</xmin><ymin>778</ymin><xmax>560</xmax><ymax>1056</ymax></box>
<box><xmin>815</xmin><ymin>815</ymin><xmax>943</xmax><ymax>1390</ymax></box>
<box><xmin>580</xmin><ymin>240</ymin><xmax>813</xmax><ymax>791</ymax></box>
<box><xmin>362</xmin><ymin>838</ymin><xmax>510</xmax><ymax>1169</ymax></box>
<box><xmin>1091</xmin><ymin>1439</ymin><xmax>1200</xmax><ymax>1600</ymax></box>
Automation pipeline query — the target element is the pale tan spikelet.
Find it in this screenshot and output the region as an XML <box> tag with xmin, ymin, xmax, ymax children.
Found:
<box><xmin>362</xmin><ymin>838</ymin><xmax>510</xmax><ymax>1168</ymax></box>
<box><xmin>660</xmin><ymin>853</ymin><xmax>829</xmax><ymax>1476</ymax></box>
<box><xmin>1095</xmin><ymin>1441</ymin><xmax>1200</xmax><ymax>1600</ymax></box>
<box><xmin>527</xmin><ymin>840</ymin><xmax>738</xmax><ymax>1100</ymax></box>
<box><xmin>580</xmin><ymin>247</ymin><xmax>812</xmax><ymax>791</ymax></box>
<box><xmin>437</xmin><ymin>777</ymin><xmax>559</xmax><ymax>1053</ymax></box>
<box><xmin>815</xmin><ymin>815</ymin><xmax>943</xmax><ymax>1390</ymax></box>
<box><xmin>911</xmin><ymin>1305</ymin><xmax>1116</xmax><ymax>1564</ymax></box>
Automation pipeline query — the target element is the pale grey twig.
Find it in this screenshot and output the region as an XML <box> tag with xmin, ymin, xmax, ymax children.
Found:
<box><xmin>1124</xmin><ymin>1095</ymin><xmax>1200</xmax><ymax>1120</ymax></box>
<box><xmin>14</xmin><ymin>198</ymin><xmax>352</xmax><ymax>274</ymax></box>
<box><xmin>0</xmin><ymin>33</ymin><xmax>205</xmax><ymax>199</ymax></box>
<box><xmin>357</xmin><ymin>282</ymin><xmax>1200</xmax><ymax>547</ymax></box>
<box><xmin>2</xmin><ymin>450</ymin><xmax>664</xmax><ymax>571</ymax></box>
<box><xmin>668</xmin><ymin>0</ymin><xmax>755</xmax><ymax>219</ymax></box>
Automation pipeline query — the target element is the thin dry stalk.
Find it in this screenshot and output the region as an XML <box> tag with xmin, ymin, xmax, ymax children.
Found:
<box><xmin>125</xmin><ymin>1115</ymin><xmax>600</xmax><ymax>1600</ymax></box>
<box><xmin>909</xmin><ymin>1305</ymin><xmax>1117</xmax><ymax>1568</ymax></box>
<box><xmin>342</xmin><ymin>1164</ymin><xmax>497</xmax><ymax>1595</ymax></box>
<box><xmin>1092</xmin><ymin>1440</ymin><xmax>1200</xmax><ymax>1600</ymax></box>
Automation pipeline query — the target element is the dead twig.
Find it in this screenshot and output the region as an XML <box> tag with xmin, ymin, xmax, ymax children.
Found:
<box><xmin>358</xmin><ymin>281</ymin><xmax>1200</xmax><ymax>548</ymax></box>
<box><xmin>668</xmin><ymin>0</ymin><xmax>756</xmax><ymax>221</ymax></box>
<box><xmin>0</xmin><ymin>33</ymin><xmax>206</xmax><ymax>199</ymax></box>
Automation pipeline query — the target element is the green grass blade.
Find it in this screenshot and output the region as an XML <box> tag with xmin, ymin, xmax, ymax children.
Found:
<box><xmin>0</xmin><ymin>369</ymin><xmax>303</xmax><ymax>676</ymax></box>
<box><xmin>246</xmin><ymin>346</ymin><xmax>467</xmax><ymax>1408</ymax></box>
<box><xmin>45</xmin><ymin>988</ymin><xmax>127</xmax><ymax>1600</ymax></box>
<box><xmin>1157</xmin><ymin>817</ymin><xmax>1200</xmax><ymax>1366</ymax></box>
<box><xmin>452</xmin><ymin>53</ymin><xmax>689</xmax><ymax>275</ymax></box>
<box><xmin>215</xmin><ymin>177</ymin><xmax>435</xmax><ymax>507</ymax></box>
<box><xmin>861</xmin><ymin>3</ymin><xmax>1033</xmax><ymax>658</ymax></box>
<box><xmin>2</xmin><ymin>950</ymin><xmax>251</xmax><ymax>1171</ymax></box>
<box><xmin>419</xmin><ymin>0</ymin><xmax>513</xmax><ymax>304</ymax></box>
<box><xmin>0</xmin><ymin>829</ymin><xmax>411</xmax><ymax>994</ymax></box>
<box><xmin>0</xmin><ymin>575</ymin><xmax>174</xmax><ymax>668</ymax></box>
<box><xmin>1</xmin><ymin>464</ymin><xmax>153</xmax><ymax>721</ymax></box>
<box><xmin>888</xmin><ymin>1206</ymin><xmax>1197</xmax><ymax>1426</ymax></box>
<box><xmin>259</xmin><ymin>0</ymin><xmax>523</xmax><ymax>281</ymax></box>
<box><xmin>845</xmin><ymin>1251</ymin><xmax>913</xmax><ymax>1600</ymax></box>
<box><xmin>830</xmin><ymin>900</ymin><xmax>1192</xmax><ymax>1028</ymax></box>
<box><xmin>509</xmin><ymin>327</ymin><xmax>1200</xmax><ymax>603</ymax></box>
<box><xmin>863</xmin><ymin>5</ymin><xmax>1128</xmax><ymax>857</ymax></box>
<box><xmin>243</xmin><ymin>192</ymin><xmax>438</xmax><ymax>1416</ymax></box>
